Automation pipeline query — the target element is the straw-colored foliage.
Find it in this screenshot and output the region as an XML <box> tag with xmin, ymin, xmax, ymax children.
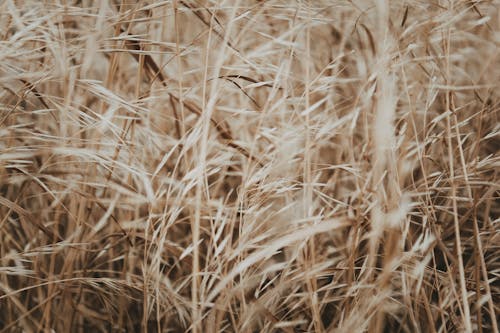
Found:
<box><xmin>0</xmin><ymin>0</ymin><xmax>498</xmax><ymax>332</ymax></box>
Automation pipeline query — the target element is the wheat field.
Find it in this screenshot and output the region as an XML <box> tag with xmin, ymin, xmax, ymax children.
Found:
<box><xmin>0</xmin><ymin>0</ymin><xmax>499</xmax><ymax>332</ymax></box>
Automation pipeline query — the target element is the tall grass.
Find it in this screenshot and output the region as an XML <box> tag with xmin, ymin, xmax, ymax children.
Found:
<box><xmin>0</xmin><ymin>0</ymin><xmax>498</xmax><ymax>332</ymax></box>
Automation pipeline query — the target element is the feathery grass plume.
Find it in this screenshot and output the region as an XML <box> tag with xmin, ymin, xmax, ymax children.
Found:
<box><xmin>0</xmin><ymin>0</ymin><xmax>498</xmax><ymax>332</ymax></box>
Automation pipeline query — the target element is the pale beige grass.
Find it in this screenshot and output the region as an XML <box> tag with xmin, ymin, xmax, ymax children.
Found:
<box><xmin>0</xmin><ymin>0</ymin><xmax>499</xmax><ymax>332</ymax></box>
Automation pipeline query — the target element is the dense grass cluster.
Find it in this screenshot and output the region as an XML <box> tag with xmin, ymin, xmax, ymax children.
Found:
<box><xmin>0</xmin><ymin>0</ymin><xmax>498</xmax><ymax>332</ymax></box>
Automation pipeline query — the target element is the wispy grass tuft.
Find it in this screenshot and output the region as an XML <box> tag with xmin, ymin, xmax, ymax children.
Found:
<box><xmin>0</xmin><ymin>0</ymin><xmax>499</xmax><ymax>332</ymax></box>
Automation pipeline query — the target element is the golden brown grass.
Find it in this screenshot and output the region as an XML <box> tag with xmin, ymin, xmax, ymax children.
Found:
<box><xmin>0</xmin><ymin>0</ymin><xmax>499</xmax><ymax>332</ymax></box>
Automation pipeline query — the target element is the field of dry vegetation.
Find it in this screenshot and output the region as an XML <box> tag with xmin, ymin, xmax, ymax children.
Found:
<box><xmin>0</xmin><ymin>0</ymin><xmax>499</xmax><ymax>332</ymax></box>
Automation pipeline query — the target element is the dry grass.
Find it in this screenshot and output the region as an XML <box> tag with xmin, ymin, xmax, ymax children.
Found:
<box><xmin>0</xmin><ymin>0</ymin><xmax>499</xmax><ymax>332</ymax></box>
